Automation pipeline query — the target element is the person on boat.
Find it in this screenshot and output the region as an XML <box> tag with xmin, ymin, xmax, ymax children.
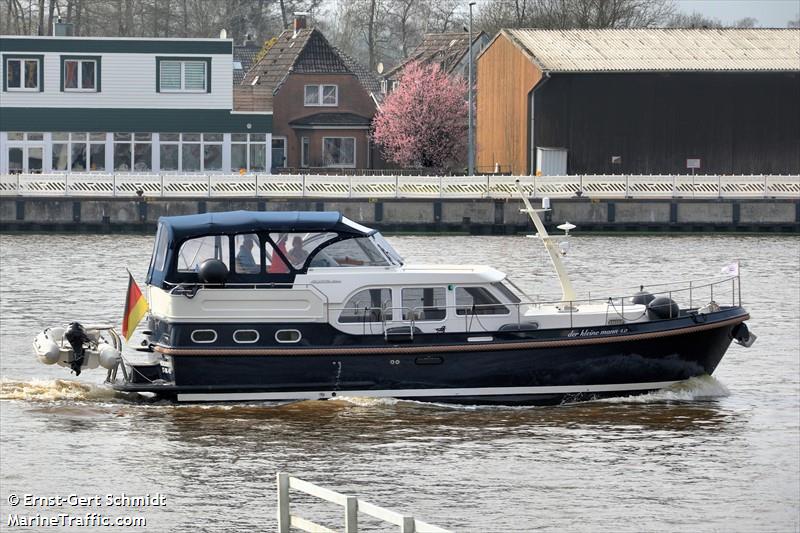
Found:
<box><xmin>268</xmin><ymin>234</ymin><xmax>290</xmax><ymax>273</ymax></box>
<box><xmin>236</xmin><ymin>237</ymin><xmax>259</xmax><ymax>273</ymax></box>
<box><xmin>287</xmin><ymin>236</ymin><xmax>309</xmax><ymax>266</ymax></box>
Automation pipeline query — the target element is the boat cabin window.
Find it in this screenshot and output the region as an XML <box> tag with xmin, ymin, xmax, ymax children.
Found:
<box><xmin>234</xmin><ymin>233</ymin><xmax>261</xmax><ymax>274</ymax></box>
<box><xmin>402</xmin><ymin>287</ymin><xmax>446</xmax><ymax>321</ymax></box>
<box><xmin>150</xmin><ymin>224</ymin><xmax>169</xmax><ymax>274</ymax></box>
<box><xmin>339</xmin><ymin>288</ymin><xmax>392</xmax><ymax>323</ymax></box>
<box><xmin>456</xmin><ymin>287</ymin><xmax>510</xmax><ymax>315</ymax></box>
<box><xmin>311</xmin><ymin>237</ymin><xmax>390</xmax><ymax>268</ymax></box>
<box><xmin>178</xmin><ymin>236</ymin><xmax>230</xmax><ymax>272</ymax></box>
<box><xmin>276</xmin><ymin>329</ymin><xmax>301</xmax><ymax>343</ymax></box>
<box><xmin>191</xmin><ymin>329</ymin><xmax>217</xmax><ymax>343</ymax></box>
<box><xmin>269</xmin><ymin>232</ymin><xmax>337</xmax><ymax>270</ymax></box>
<box><xmin>492</xmin><ymin>281</ymin><xmax>523</xmax><ymax>303</ymax></box>
<box><xmin>233</xmin><ymin>329</ymin><xmax>259</xmax><ymax>343</ymax></box>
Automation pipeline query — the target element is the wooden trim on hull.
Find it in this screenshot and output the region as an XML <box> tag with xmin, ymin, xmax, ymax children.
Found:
<box><xmin>154</xmin><ymin>314</ymin><xmax>749</xmax><ymax>357</ymax></box>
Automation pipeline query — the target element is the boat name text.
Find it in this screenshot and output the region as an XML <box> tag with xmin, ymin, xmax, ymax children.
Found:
<box><xmin>567</xmin><ymin>327</ymin><xmax>630</xmax><ymax>338</ymax></box>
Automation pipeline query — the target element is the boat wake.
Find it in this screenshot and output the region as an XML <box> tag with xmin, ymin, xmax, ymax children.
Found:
<box><xmin>0</xmin><ymin>378</ymin><xmax>121</xmax><ymax>402</ymax></box>
<box><xmin>335</xmin><ymin>395</ymin><xmax>401</xmax><ymax>407</ymax></box>
<box><xmin>336</xmin><ymin>375</ymin><xmax>730</xmax><ymax>410</ymax></box>
<box><xmin>0</xmin><ymin>375</ymin><xmax>729</xmax><ymax>407</ymax></box>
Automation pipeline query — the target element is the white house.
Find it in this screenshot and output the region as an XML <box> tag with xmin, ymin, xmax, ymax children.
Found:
<box><xmin>0</xmin><ymin>33</ymin><xmax>273</xmax><ymax>175</ymax></box>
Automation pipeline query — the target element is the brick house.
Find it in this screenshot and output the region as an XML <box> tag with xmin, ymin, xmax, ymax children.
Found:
<box><xmin>235</xmin><ymin>17</ymin><xmax>382</xmax><ymax>171</ymax></box>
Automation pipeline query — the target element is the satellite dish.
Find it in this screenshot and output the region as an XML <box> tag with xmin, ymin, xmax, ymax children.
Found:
<box><xmin>376</xmin><ymin>62</ymin><xmax>384</xmax><ymax>74</ymax></box>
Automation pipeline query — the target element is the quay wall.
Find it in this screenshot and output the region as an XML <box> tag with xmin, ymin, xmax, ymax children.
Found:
<box><xmin>1</xmin><ymin>197</ymin><xmax>798</xmax><ymax>233</ymax></box>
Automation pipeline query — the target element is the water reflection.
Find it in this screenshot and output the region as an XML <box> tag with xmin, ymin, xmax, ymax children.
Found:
<box><xmin>141</xmin><ymin>396</ymin><xmax>740</xmax><ymax>450</ymax></box>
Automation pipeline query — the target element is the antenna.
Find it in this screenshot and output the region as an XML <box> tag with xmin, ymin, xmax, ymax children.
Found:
<box><xmin>516</xmin><ymin>180</ymin><xmax>577</xmax><ymax>305</ymax></box>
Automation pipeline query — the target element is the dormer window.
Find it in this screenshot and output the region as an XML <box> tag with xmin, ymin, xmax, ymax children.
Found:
<box><xmin>304</xmin><ymin>84</ymin><xmax>337</xmax><ymax>106</ymax></box>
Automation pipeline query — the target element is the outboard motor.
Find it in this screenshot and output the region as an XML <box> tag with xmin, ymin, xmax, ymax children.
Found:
<box><xmin>64</xmin><ymin>322</ymin><xmax>90</xmax><ymax>375</ymax></box>
<box><xmin>198</xmin><ymin>258</ymin><xmax>229</xmax><ymax>285</ymax></box>
<box><xmin>647</xmin><ymin>297</ymin><xmax>680</xmax><ymax>320</ymax></box>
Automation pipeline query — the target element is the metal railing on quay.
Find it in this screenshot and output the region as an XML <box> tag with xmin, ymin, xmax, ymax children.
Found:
<box><xmin>2</xmin><ymin>173</ymin><xmax>797</xmax><ymax>199</ymax></box>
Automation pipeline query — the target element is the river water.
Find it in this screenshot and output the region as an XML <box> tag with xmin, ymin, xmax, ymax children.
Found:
<box><xmin>0</xmin><ymin>232</ymin><xmax>798</xmax><ymax>532</ymax></box>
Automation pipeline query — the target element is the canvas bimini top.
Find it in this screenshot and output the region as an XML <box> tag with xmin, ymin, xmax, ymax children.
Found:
<box><xmin>147</xmin><ymin>211</ymin><xmax>402</xmax><ymax>287</ymax></box>
<box><xmin>159</xmin><ymin>210</ymin><xmax>375</xmax><ymax>242</ymax></box>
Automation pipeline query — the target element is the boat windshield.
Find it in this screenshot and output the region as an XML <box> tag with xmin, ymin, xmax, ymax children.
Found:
<box><xmin>370</xmin><ymin>232</ymin><xmax>404</xmax><ymax>265</ymax></box>
<box><xmin>270</xmin><ymin>232</ymin><xmax>337</xmax><ymax>270</ymax></box>
<box><xmin>310</xmin><ymin>237</ymin><xmax>391</xmax><ymax>268</ymax></box>
<box><xmin>492</xmin><ymin>280</ymin><xmax>525</xmax><ymax>303</ymax></box>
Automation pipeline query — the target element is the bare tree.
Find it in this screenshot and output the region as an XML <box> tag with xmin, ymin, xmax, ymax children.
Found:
<box><xmin>734</xmin><ymin>17</ymin><xmax>757</xmax><ymax>28</ymax></box>
<box><xmin>477</xmin><ymin>0</ymin><xmax>675</xmax><ymax>34</ymax></box>
<box><xmin>389</xmin><ymin>0</ymin><xmax>418</xmax><ymax>58</ymax></box>
<box><xmin>36</xmin><ymin>0</ymin><xmax>44</xmax><ymax>34</ymax></box>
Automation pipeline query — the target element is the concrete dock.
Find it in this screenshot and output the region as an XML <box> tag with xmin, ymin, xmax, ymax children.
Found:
<box><xmin>1</xmin><ymin>196</ymin><xmax>798</xmax><ymax>233</ymax></box>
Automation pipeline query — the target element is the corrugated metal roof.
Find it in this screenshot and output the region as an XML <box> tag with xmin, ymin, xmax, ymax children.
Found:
<box><xmin>504</xmin><ymin>29</ymin><xmax>800</xmax><ymax>72</ymax></box>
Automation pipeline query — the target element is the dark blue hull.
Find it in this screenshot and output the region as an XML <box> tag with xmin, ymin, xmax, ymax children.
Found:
<box><xmin>116</xmin><ymin>308</ymin><xmax>747</xmax><ymax>405</ymax></box>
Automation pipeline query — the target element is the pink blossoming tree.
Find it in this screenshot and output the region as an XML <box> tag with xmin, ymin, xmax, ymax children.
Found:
<box><xmin>372</xmin><ymin>61</ymin><xmax>468</xmax><ymax>170</ymax></box>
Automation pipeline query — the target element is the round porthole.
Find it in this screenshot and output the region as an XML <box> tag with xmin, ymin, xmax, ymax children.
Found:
<box><xmin>233</xmin><ymin>329</ymin><xmax>259</xmax><ymax>344</ymax></box>
<box><xmin>275</xmin><ymin>329</ymin><xmax>301</xmax><ymax>343</ymax></box>
<box><xmin>191</xmin><ymin>329</ymin><xmax>217</xmax><ymax>343</ymax></box>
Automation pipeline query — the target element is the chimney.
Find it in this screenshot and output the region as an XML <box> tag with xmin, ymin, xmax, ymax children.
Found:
<box><xmin>52</xmin><ymin>17</ymin><xmax>74</xmax><ymax>36</ymax></box>
<box><xmin>293</xmin><ymin>12</ymin><xmax>308</xmax><ymax>38</ymax></box>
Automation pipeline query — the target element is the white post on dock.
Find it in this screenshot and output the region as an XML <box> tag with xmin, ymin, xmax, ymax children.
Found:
<box><xmin>401</xmin><ymin>515</ymin><xmax>416</xmax><ymax>533</ymax></box>
<box><xmin>274</xmin><ymin>473</ymin><xmax>451</xmax><ymax>533</ymax></box>
<box><xmin>277</xmin><ymin>472</ymin><xmax>291</xmax><ymax>533</ymax></box>
<box><xmin>345</xmin><ymin>495</ymin><xmax>358</xmax><ymax>533</ymax></box>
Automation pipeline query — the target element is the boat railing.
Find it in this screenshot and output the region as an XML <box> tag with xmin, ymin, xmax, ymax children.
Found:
<box><xmin>584</xmin><ymin>273</ymin><xmax>740</xmax><ymax>298</ymax></box>
<box><xmin>163</xmin><ymin>276</ymin><xmax>739</xmax><ymax>330</ymax></box>
<box><xmin>328</xmin><ymin>276</ymin><xmax>740</xmax><ymax>331</ymax></box>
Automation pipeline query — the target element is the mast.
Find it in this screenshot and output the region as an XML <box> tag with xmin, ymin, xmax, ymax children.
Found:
<box><xmin>515</xmin><ymin>180</ymin><xmax>577</xmax><ymax>304</ymax></box>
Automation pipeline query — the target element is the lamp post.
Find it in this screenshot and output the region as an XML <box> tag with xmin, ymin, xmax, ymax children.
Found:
<box><xmin>467</xmin><ymin>1</ymin><xmax>476</xmax><ymax>176</ymax></box>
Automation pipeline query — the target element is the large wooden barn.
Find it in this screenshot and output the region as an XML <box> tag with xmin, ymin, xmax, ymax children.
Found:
<box><xmin>476</xmin><ymin>29</ymin><xmax>800</xmax><ymax>176</ymax></box>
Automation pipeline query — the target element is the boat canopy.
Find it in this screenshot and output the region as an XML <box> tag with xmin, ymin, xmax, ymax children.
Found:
<box><xmin>159</xmin><ymin>211</ymin><xmax>374</xmax><ymax>242</ymax></box>
<box><xmin>146</xmin><ymin>211</ymin><xmax>398</xmax><ymax>287</ymax></box>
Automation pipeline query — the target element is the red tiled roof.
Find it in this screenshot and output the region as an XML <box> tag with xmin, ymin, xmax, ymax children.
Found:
<box><xmin>238</xmin><ymin>28</ymin><xmax>380</xmax><ymax>111</ymax></box>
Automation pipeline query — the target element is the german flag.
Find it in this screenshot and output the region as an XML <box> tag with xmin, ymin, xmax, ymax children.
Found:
<box><xmin>122</xmin><ymin>271</ymin><xmax>149</xmax><ymax>342</ymax></box>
